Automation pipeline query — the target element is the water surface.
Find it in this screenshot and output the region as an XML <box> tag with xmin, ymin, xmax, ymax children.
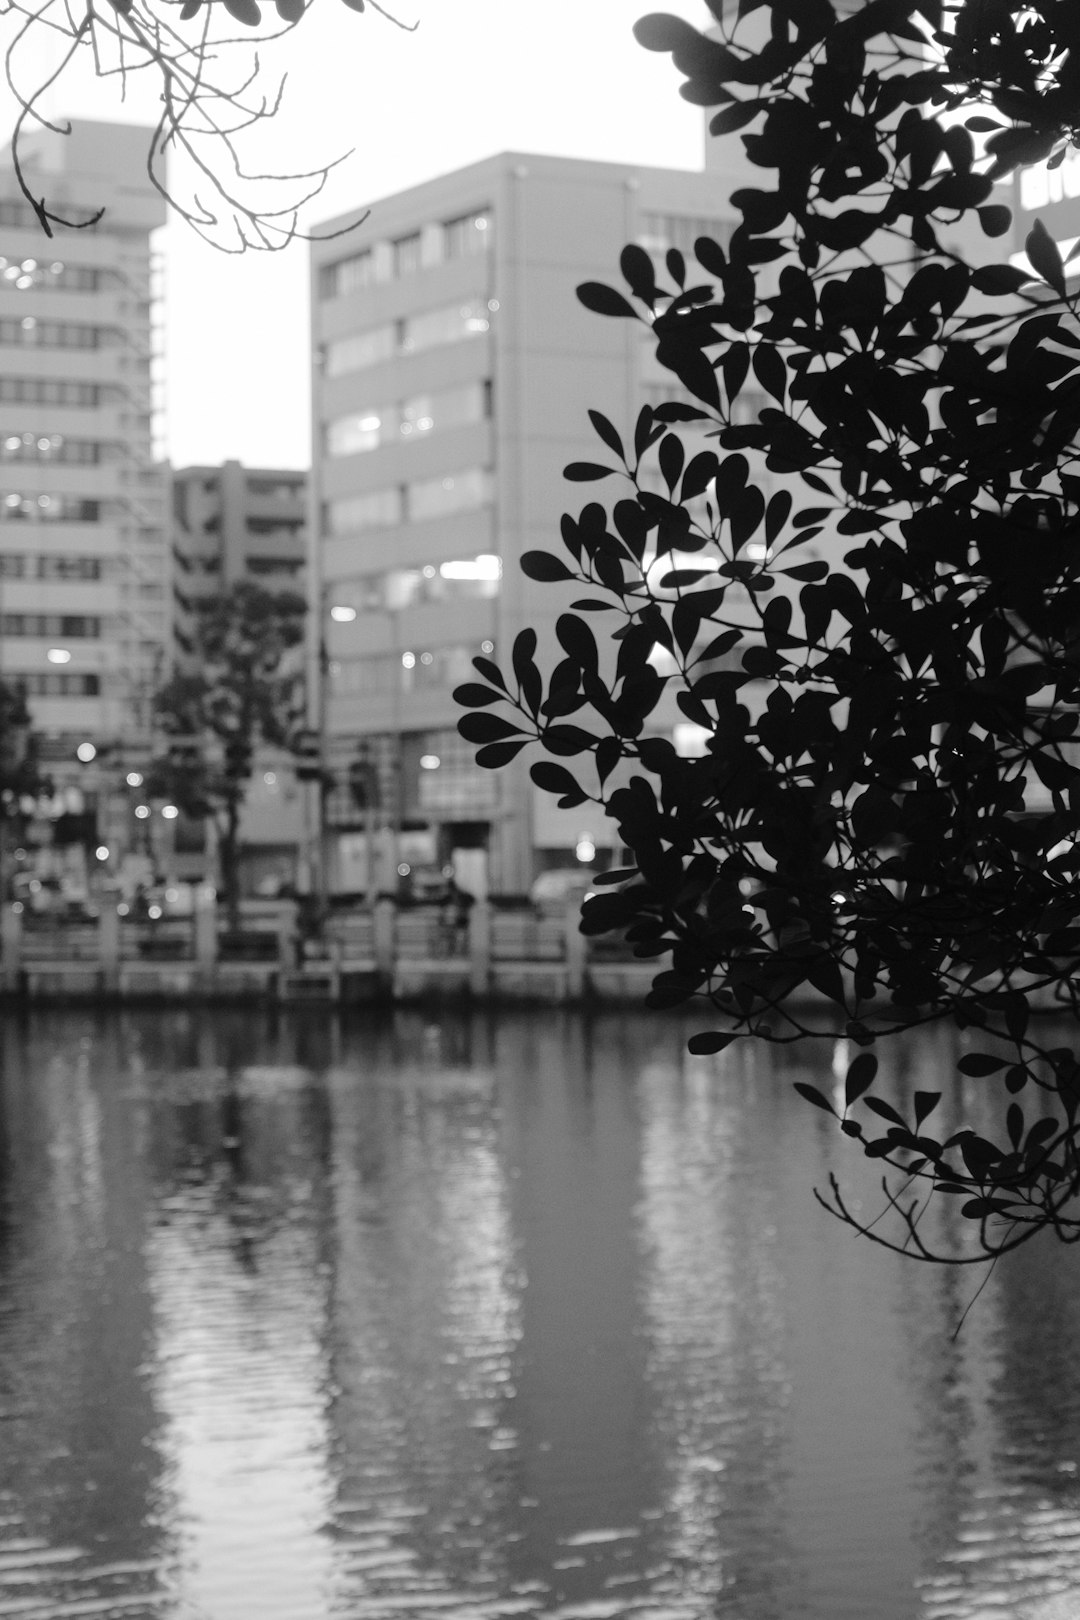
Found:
<box><xmin>1</xmin><ymin>1008</ymin><xmax>1079</xmax><ymax>1619</ymax></box>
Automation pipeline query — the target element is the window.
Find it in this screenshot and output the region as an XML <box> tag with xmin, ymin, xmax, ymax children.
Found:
<box><xmin>246</xmin><ymin>556</ymin><xmax>303</xmax><ymax>577</ymax></box>
<box><xmin>326</xmin><ymin>487</ymin><xmax>403</xmax><ymax>535</ymax></box>
<box><xmin>15</xmin><ymin>672</ymin><xmax>101</xmax><ymax>695</ymax></box>
<box><xmin>0</xmin><ymin>317</ymin><xmax>104</xmax><ymax>349</ymax></box>
<box><xmin>327</xmin><ymin>407</ymin><xmax>395</xmax><ymax>457</ymax></box>
<box><xmin>0</xmin><ymin>378</ymin><xmax>100</xmax><ymax>407</ymax></box>
<box><xmin>247</xmin><ymin>477</ymin><xmax>303</xmax><ymax>499</ymax></box>
<box><xmin>327</xmin><ymin>383</ymin><xmax>487</xmax><ymax>457</ymax></box>
<box><xmin>0</xmin><ymin>613</ymin><xmax>101</xmax><ymax>637</ymax></box>
<box><xmin>7</xmin><ymin>555</ymin><xmax>103</xmax><ymax>581</ymax></box>
<box><xmin>0</xmin><ymin>433</ymin><xmax>100</xmax><ymax>464</ymax></box>
<box><xmin>246</xmin><ymin>516</ymin><xmax>303</xmax><ymax>536</ymax></box>
<box><xmin>392</xmin><ymin>232</ymin><xmax>422</xmax><ymax>277</ymax></box>
<box><xmin>401</xmin><ymin>383</ymin><xmax>486</xmax><ymax>437</ymax></box>
<box><xmin>319</xmin><ymin>249</ymin><xmax>374</xmax><ymax>299</ymax></box>
<box><xmin>408</xmin><ymin>468</ymin><xmax>492</xmax><ymax>521</ymax></box>
<box><xmin>326</xmin><ymin>325</ymin><xmax>396</xmax><ymax>376</ymax></box>
<box><xmin>401</xmin><ymin>298</ymin><xmax>491</xmax><ymax>354</ymax></box>
<box><xmin>443</xmin><ymin>211</ymin><xmax>492</xmax><ymax>260</ymax></box>
<box><xmin>638</xmin><ymin>213</ymin><xmax>734</xmax><ymax>261</ymax></box>
<box><xmin>0</xmin><ymin>493</ymin><xmax>100</xmax><ymax>522</ymax></box>
<box><xmin>0</xmin><ymin>256</ymin><xmax>105</xmax><ymax>292</ymax></box>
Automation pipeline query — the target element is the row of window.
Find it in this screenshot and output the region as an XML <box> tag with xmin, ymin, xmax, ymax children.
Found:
<box><xmin>1</xmin><ymin>433</ymin><xmax>101</xmax><ymax>464</ymax></box>
<box><xmin>247</xmin><ymin>556</ymin><xmax>304</xmax><ymax>577</ymax></box>
<box><xmin>0</xmin><ymin>553</ymin><xmax>102</xmax><ymax>580</ymax></box>
<box><xmin>319</xmin><ymin>211</ymin><xmax>491</xmax><ymax>299</ymax></box>
<box><xmin>327</xmin><ymin>382</ymin><xmax>491</xmax><ymax>458</ymax></box>
<box><xmin>326</xmin><ymin>467</ymin><xmax>493</xmax><ymax>536</ymax></box>
<box><xmin>331</xmin><ymin>554</ymin><xmax>501</xmax><ymax>614</ymax></box>
<box><xmin>0</xmin><ymin>613</ymin><xmax>101</xmax><ymax>638</ymax></box>
<box><xmin>0</xmin><ymin>377</ymin><xmax>101</xmax><ymax>408</ymax></box>
<box><xmin>11</xmin><ymin>672</ymin><xmax>100</xmax><ymax>696</ymax></box>
<box><xmin>1</xmin><ymin>494</ymin><xmax>100</xmax><ymax>522</ymax></box>
<box><xmin>0</xmin><ymin>317</ymin><xmax>107</xmax><ymax>350</ymax></box>
<box><xmin>329</xmin><ymin>641</ymin><xmax>487</xmax><ymax>697</ymax></box>
<box><xmin>0</xmin><ymin>255</ymin><xmax>107</xmax><ymax>292</ymax></box>
<box><xmin>637</xmin><ymin>212</ymin><xmax>735</xmax><ymax>260</ymax></box>
<box><xmin>325</xmin><ymin>298</ymin><xmax>496</xmax><ymax>378</ymax></box>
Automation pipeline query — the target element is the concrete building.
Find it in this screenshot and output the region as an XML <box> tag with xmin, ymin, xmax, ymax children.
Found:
<box><xmin>171</xmin><ymin>460</ymin><xmax>306</xmax><ymax>648</ymax></box>
<box><xmin>0</xmin><ymin>117</ymin><xmax>168</xmax><ymax>883</ymax></box>
<box><xmin>170</xmin><ymin>460</ymin><xmax>308</xmax><ymax>893</ymax></box>
<box><xmin>309</xmin><ymin>152</ymin><xmax>737</xmax><ymax>897</ymax></box>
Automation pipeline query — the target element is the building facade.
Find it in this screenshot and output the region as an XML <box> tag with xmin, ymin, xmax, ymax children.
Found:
<box><xmin>170</xmin><ymin>460</ymin><xmax>307</xmax><ymax>892</ymax></box>
<box><xmin>0</xmin><ymin>120</ymin><xmax>168</xmax><ymax>821</ymax></box>
<box><xmin>310</xmin><ymin>152</ymin><xmax>737</xmax><ymax>897</ymax></box>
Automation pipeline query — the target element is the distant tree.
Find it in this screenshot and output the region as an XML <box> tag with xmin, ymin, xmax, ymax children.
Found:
<box><xmin>4</xmin><ymin>0</ymin><xmax>414</xmax><ymax>249</ymax></box>
<box><xmin>0</xmin><ymin>678</ymin><xmax>48</xmax><ymax>888</ymax></box>
<box><xmin>148</xmin><ymin>581</ymin><xmax>305</xmax><ymax>927</ymax></box>
<box><xmin>457</xmin><ymin>0</ymin><xmax>1080</xmax><ymax>1263</ymax></box>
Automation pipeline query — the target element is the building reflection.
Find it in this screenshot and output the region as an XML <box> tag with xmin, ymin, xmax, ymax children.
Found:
<box><xmin>0</xmin><ymin>1012</ymin><xmax>171</xmax><ymax>1607</ymax></box>
<box><xmin>324</xmin><ymin>1012</ymin><xmax>524</xmax><ymax>1607</ymax></box>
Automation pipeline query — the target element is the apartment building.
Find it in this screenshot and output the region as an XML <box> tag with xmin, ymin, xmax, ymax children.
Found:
<box><xmin>171</xmin><ymin>460</ymin><xmax>307</xmax><ymax>891</ymax></box>
<box><xmin>0</xmin><ymin>120</ymin><xmax>169</xmax><ymax>791</ymax></box>
<box><xmin>310</xmin><ymin>152</ymin><xmax>738</xmax><ymax>896</ymax></box>
<box><xmin>171</xmin><ymin>460</ymin><xmax>306</xmax><ymax>636</ymax></box>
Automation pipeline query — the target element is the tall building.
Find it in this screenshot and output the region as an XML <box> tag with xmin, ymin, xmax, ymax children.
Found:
<box><xmin>310</xmin><ymin>152</ymin><xmax>736</xmax><ymax>896</ymax></box>
<box><xmin>0</xmin><ymin>120</ymin><xmax>168</xmax><ymax>788</ymax></box>
<box><xmin>171</xmin><ymin>459</ymin><xmax>306</xmax><ymax>653</ymax></box>
<box><xmin>170</xmin><ymin>460</ymin><xmax>307</xmax><ymax>893</ymax></box>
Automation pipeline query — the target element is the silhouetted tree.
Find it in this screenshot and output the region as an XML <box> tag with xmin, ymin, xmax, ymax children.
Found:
<box><xmin>457</xmin><ymin>0</ymin><xmax>1080</xmax><ymax>1262</ymax></box>
<box><xmin>148</xmin><ymin>580</ymin><xmax>305</xmax><ymax>927</ymax></box>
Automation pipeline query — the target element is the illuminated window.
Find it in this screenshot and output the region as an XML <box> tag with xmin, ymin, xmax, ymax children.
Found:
<box><xmin>327</xmin><ymin>408</ymin><xmax>394</xmax><ymax>457</ymax></box>
<box><xmin>401</xmin><ymin>298</ymin><xmax>490</xmax><ymax>353</ymax></box>
<box><xmin>638</xmin><ymin>212</ymin><xmax>735</xmax><ymax>260</ymax></box>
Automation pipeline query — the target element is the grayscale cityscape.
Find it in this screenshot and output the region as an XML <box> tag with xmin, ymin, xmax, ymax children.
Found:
<box><xmin>3</xmin><ymin>5</ymin><xmax>1080</xmax><ymax>1617</ymax></box>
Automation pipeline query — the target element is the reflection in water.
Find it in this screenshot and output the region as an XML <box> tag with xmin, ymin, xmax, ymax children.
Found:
<box><xmin>0</xmin><ymin>1009</ymin><xmax>1078</xmax><ymax>1618</ymax></box>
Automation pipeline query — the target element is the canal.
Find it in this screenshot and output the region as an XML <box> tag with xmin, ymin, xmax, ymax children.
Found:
<box><xmin>0</xmin><ymin>1008</ymin><xmax>1079</xmax><ymax>1619</ymax></box>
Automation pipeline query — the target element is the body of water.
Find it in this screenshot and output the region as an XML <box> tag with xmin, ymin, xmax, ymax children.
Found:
<box><xmin>1</xmin><ymin>1008</ymin><xmax>1079</xmax><ymax>1620</ymax></box>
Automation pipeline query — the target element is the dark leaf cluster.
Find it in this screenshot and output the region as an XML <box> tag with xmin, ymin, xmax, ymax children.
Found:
<box><xmin>455</xmin><ymin>0</ymin><xmax>1080</xmax><ymax>1263</ymax></box>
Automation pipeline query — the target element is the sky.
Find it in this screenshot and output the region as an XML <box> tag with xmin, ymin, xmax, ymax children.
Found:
<box><xmin>5</xmin><ymin>0</ymin><xmax>714</xmax><ymax>469</ymax></box>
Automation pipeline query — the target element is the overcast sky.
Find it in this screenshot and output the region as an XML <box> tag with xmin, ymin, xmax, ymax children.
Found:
<box><xmin>4</xmin><ymin>0</ymin><xmax>712</xmax><ymax>469</ymax></box>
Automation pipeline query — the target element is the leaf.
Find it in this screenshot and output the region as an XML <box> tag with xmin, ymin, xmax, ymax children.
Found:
<box><xmin>845</xmin><ymin>1052</ymin><xmax>878</xmax><ymax>1108</ymax></box>
<box><xmin>564</xmin><ymin>462</ymin><xmax>615</xmax><ymax>482</ymax></box>
<box><xmin>709</xmin><ymin>100</ymin><xmax>763</xmax><ymax>137</ymax></box>
<box><xmin>957</xmin><ymin>1053</ymin><xmax>1007</xmax><ymax>1076</ymax></box>
<box><xmin>794</xmin><ymin>1081</ymin><xmax>836</xmax><ymax>1115</ymax></box>
<box><xmin>274</xmin><ymin>0</ymin><xmax>304</xmax><ymax>16</ymax></box>
<box><xmin>453</xmin><ymin>683</ymin><xmax>502</xmax><ymax>708</ymax></box>
<box><xmin>222</xmin><ymin>0</ymin><xmax>261</xmax><ymax>22</ymax></box>
<box><xmin>522</xmin><ymin>550</ymin><xmax>575</xmax><ymax>582</ymax></box>
<box><xmin>588</xmin><ymin>409</ymin><xmax>626</xmax><ymax>461</ymax></box>
<box><xmin>976</xmin><ymin>204</ymin><xmax>1011</xmax><ymax>238</ymax></box>
<box><xmin>688</xmin><ymin>1031</ymin><xmax>738</xmax><ymax>1054</ymax></box>
<box><xmin>476</xmin><ymin>740</ymin><xmax>526</xmax><ymax>768</ymax></box>
<box><xmin>863</xmin><ymin>1096</ymin><xmax>906</xmax><ymax>1127</ymax></box>
<box><xmin>1025</xmin><ymin>219</ymin><xmax>1067</xmax><ymax>298</ymax></box>
<box><xmin>752</xmin><ymin>344</ymin><xmax>786</xmax><ymax>405</ymax></box>
<box><xmin>913</xmin><ymin>1091</ymin><xmax>940</xmax><ymax>1126</ymax></box>
<box><xmin>458</xmin><ymin>712</ymin><xmax>526</xmax><ymax>745</ymax></box>
<box><xmin>531</xmin><ymin>760</ymin><xmax>586</xmax><ymax>799</ymax></box>
<box><xmin>577</xmin><ymin>281</ymin><xmax>639</xmax><ymax>319</ymax></box>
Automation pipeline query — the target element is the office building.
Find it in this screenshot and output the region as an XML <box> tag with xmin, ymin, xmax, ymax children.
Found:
<box><xmin>310</xmin><ymin>152</ymin><xmax>737</xmax><ymax>896</ymax></box>
<box><xmin>0</xmin><ymin>120</ymin><xmax>169</xmax><ymax>788</ymax></box>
